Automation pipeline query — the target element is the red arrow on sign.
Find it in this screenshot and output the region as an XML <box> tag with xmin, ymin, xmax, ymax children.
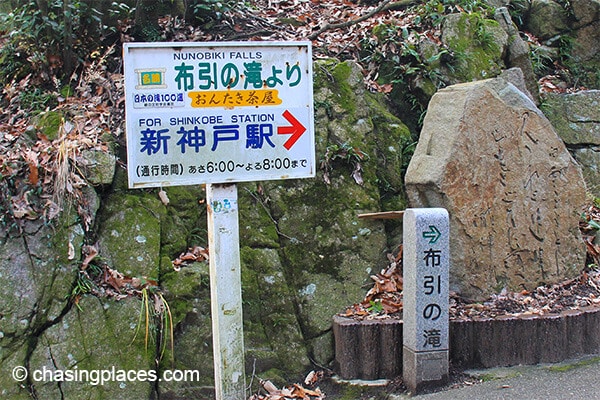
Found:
<box><xmin>277</xmin><ymin>110</ymin><xmax>306</xmax><ymax>150</ymax></box>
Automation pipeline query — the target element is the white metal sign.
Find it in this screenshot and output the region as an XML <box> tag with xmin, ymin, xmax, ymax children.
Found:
<box><xmin>123</xmin><ymin>41</ymin><xmax>315</xmax><ymax>188</ymax></box>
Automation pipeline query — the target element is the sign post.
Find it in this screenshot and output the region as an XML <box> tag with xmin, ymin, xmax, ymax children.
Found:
<box><xmin>206</xmin><ymin>183</ymin><xmax>245</xmax><ymax>398</ymax></box>
<box><xmin>402</xmin><ymin>208</ymin><xmax>449</xmax><ymax>394</ymax></box>
<box><xmin>123</xmin><ymin>41</ymin><xmax>315</xmax><ymax>187</ymax></box>
<box><xmin>123</xmin><ymin>42</ymin><xmax>314</xmax><ymax>399</ymax></box>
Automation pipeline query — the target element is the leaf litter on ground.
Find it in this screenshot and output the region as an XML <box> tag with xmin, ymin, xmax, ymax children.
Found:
<box><xmin>249</xmin><ymin>371</ymin><xmax>326</xmax><ymax>400</ymax></box>
<box><xmin>341</xmin><ymin>203</ymin><xmax>600</xmax><ymax>321</ymax></box>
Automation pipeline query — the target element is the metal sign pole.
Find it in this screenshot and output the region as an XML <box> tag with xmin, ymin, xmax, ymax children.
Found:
<box><xmin>206</xmin><ymin>183</ymin><xmax>246</xmax><ymax>399</ymax></box>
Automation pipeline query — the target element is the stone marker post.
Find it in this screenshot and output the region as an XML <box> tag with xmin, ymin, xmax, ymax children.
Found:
<box><xmin>403</xmin><ymin>208</ymin><xmax>449</xmax><ymax>393</ymax></box>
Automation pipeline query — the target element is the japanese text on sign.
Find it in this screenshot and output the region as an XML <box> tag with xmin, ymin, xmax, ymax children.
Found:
<box><xmin>403</xmin><ymin>208</ymin><xmax>449</xmax><ymax>353</ymax></box>
<box><xmin>123</xmin><ymin>41</ymin><xmax>315</xmax><ymax>188</ymax></box>
<box><xmin>419</xmin><ymin>224</ymin><xmax>447</xmax><ymax>350</ymax></box>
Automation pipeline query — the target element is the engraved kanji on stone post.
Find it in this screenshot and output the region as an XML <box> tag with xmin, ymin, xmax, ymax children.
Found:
<box><xmin>403</xmin><ymin>208</ymin><xmax>449</xmax><ymax>393</ymax></box>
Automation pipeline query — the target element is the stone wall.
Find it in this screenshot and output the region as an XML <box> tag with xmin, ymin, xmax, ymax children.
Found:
<box><xmin>542</xmin><ymin>90</ymin><xmax>600</xmax><ymax>196</ymax></box>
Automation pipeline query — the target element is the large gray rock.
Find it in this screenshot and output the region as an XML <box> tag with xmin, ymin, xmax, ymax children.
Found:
<box><xmin>29</xmin><ymin>296</ymin><xmax>155</xmax><ymax>400</ymax></box>
<box><xmin>494</xmin><ymin>7</ymin><xmax>539</xmax><ymax>105</ymax></box>
<box><xmin>96</xmin><ymin>193</ymin><xmax>165</xmax><ymax>278</ymax></box>
<box><xmin>527</xmin><ymin>0</ymin><xmax>570</xmax><ymax>39</ymax></box>
<box><xmin>405</xmin><ymin>78</ymin><xmax>587</xmax><ymax>300</ymax></box>
<box><xmin>570</xmin><ymin>147</ymin><xmax>600</xmax><ymax>195</ymax></box>
<box><xmin>0</xmin><ymin>216</ymin><xmax>82</xmax><ymax>398</ymax></box>
<box><xmin>542</xmin><ymin>90</ymin><xmax>600</xmax><ymax>146</ymax></box>
<box><xmin>543</xmin><ymin>90</ymin><xmax>600</xmax><ymax>195</ymax></box>
<box><xmin>572</xmin><ymin>20</ymin><xmax>600</xmax><ymax>64</ymax></box>
<box><xmin>571</xmin><ymin>0</ymin><xmax>600</xmax><ymax>29</ymax></box>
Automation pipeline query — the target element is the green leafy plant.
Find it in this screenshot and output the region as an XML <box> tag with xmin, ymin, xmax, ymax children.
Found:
<box><xmin>320</xmin><ymin>142</ymin><xmax>369</xmax><ymax>185</ymax></box>
<box><xmin>530</xmin><ymin>45</ymin><xmax>556</xmax><ymax>77</ymax></box>
<box><xmin>366</xmin><ymin>300</ymin><xmax>384</xmax><ymax>314</ymax></box>
<box><xmin>473</xmin><ymin>16</ymin><xmax>497</xmax><ymax>51</ymax></box>
<box><xmin>18</xmin><ymin>89</ymin><xmax>59</xmax><ymax>115</ymax></box>
<box><xmin>188</xmin><ymin>0</ymin><xmax>242</xmax><ymax>26</ymax></box>
<box><xmin>555</xmin><ymin>34</ymin><xmax>592</xmax><ymax>88</ymax></box>
<box><xmin>359</xmin><ymin>14</ymin><xmax>454</xmax><ymax>129</ymax></box>
<box><xmin>588</xmin><ymin>220</ymin><xmax>600</xmax><ymax>230</ymax></box>
<box><xmin>0</xmin><ymin>0</ymin><xmax>125</xmax><ymax>84</ymax></box>
<box><xmin>69</xmin><ymin>263</ymin><xmax>103</xmax><ymax>310</ymax></box>
<box><xmin>68</xmin><ymin>256</ymin><xmax>174</xmax><ymax>363</ymax></box>
<box><xmin>415</xmin><ymin>0</ymin><xmax>492</xmax><ymax>26</ymax></box>
<box><xmin>507</xmin><ymin>0</ymin><xmax>530</xmax><ymax>27</ymax></box>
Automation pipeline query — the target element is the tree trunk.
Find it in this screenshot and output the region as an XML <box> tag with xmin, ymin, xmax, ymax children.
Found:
<box><xmin>133</xmin><ymin>0</ymin><xmax>165</xmax><ymax>41</ymax></box>
<box><xmin>35</xmin><ymin>0</ymin><xmax>48</xmax><ymax>16</ymax></box>
<box><xmin>62</xmin><ymin>0</ymin><xmax>74</xmax><ymax>78</ymax></box>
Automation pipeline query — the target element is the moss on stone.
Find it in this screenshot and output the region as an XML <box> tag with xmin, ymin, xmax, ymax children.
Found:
<box><xmin>96</xmin><ymin>193</ymin><xmax>165</xmax><ymax>278</ymax></box>
<box><xmin>330</xmin><ymin>62</ymin><xmax>356</xmax><ymax>115</ymax></box>
<box><xmin>239</xmin><ymin>184</ymin><xmax>280</xmax><ymax>248</ymax></box>
<box><xmin>158</xmin><ymin>309</ymin><xmax>215</xmax><ymax>394</ymax></box>
<box><xmin>34</xmin><ymin>111</ymin><xmax>63</xmax><ymax>141</ymax></box>
<box><xmin>0</xmin><ymin>343</ymin><xmax>32</xmax><ymax>399</ymax></box>
<box><xmin>443</xmin><ymin>13</ymin><xmax>507</xmax><ymax>82</ymax></box>
<box><xmin>241</xmin><ymin>247</ymin><xmax>310</xmax><ymax>375</ymax></box>
<box><xmin>29</xmin><ymin>296</ymin><xmax>155</xmax><ymax>399</ymax></box>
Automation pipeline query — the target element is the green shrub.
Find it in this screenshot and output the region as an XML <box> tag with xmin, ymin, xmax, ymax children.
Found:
<box><xmin>0</xmin><ymin>1</ymin><xmax>128</xmax><ymax>83</ymax></box>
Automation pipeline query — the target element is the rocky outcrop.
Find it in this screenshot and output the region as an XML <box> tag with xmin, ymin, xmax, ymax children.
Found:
<box><xmin>526</xmin><ymin>0</ymin><xmax>600</xmax><ymax>88</ymax></box>
<box><xmin>0</xmin><ymin>59</ymin><xmax>413</xmax><ymax>399</ymax></box>
<box><xmin>542</xmin><ymin>90</ymin><xmax>600</xmax><ymax>195</ymax></box>
<box><xmin>2</xmin><ymin>2</ymin><xmax>600</xmax><ymax>397</ymax></box>
<box><xmin>405</xmin><ymin>77</ymin><xmax>587</xmax><ymax>300</ymax></box>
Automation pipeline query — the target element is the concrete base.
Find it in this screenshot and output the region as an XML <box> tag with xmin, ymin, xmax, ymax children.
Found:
<box><xmin>402</xmin><ymin>347</ymin><xmax>448</xmax><ymax>394</ymax></box>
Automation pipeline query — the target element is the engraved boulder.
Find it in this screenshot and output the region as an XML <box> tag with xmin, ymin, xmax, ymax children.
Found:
<box><xmin>405</xmin><ymin>77</ymin><xmax>587</xmax><ymax>300</ymax></box>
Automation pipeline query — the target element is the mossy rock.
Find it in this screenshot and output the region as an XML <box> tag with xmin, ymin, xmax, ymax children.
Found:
<box><xmin>152</xmin><ymin>258</ymin><xmax>212</xmax><ymax>397</ymax></box>
<box><xmin>161</xmin><ymin>261</ymin><xmax>210</xmax><ymax>322</ymax></box>
<box><xmin>158</xmin><ymin>309</ymin><xmax>215</xmax><ymax>398</ymax></box>
<box><xmin>0</xmin><ymin>341</ymin><xmax>32</xmax><ymax>399</ymax></box>
<box><xmin>526</xmin><ymin>0</ymin><xmax>569</xmax><ymax>40</ymax></box>
<box><xmin>96</xmin><ymin>193</ymin><xmax>165</xmax><ymax>278</ymax></box>
<box><xmin>158</xmin><ymin>185</ymin><xmax>207</xmax><ymax>274</ymax></box>
<box><xmin>29</xmin><ymin>296</ymin><xmax>155</xmax><ymax>399</ymax></box>
<box><xmin>80</xmin><ymin>149</ymin><xmax>117</xmax><ymax>185</ymax></box>
<box><xmin>308</xmin><ymin>330</ymin><xmax>335</xmax><ymax>367</ymax></box>
<box><xmin>441</xmin><ymin>13</ymin><xmax>507</xmax><ymax>83</ymax></box>
<box><xmin>34</xmin><ymin>111</ymin><xmax>63</xmax><ymax>141</ymax></box>
<box><xmin>0</xmin><ymin>217</ymin><xmax>81</xmax><ymax>340</ymax></box>
<box><xmin>239</xmin><ymin>183</ymin><xmax>280</xmax><ymax>248</ymax></box>
<box><xmin>293</xmin><ymin>261</ymin><xmax>373</xmax><ymax>337</ymax></box>
<box><xmin>541</xmin><ymin>91</ymin><xmax>600</xmax><ymax>146</ymax></box>
<box><xmin>241</xmin><ymin>247</ymin><xmax>310</xmax><ymax>376</ymax></box>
